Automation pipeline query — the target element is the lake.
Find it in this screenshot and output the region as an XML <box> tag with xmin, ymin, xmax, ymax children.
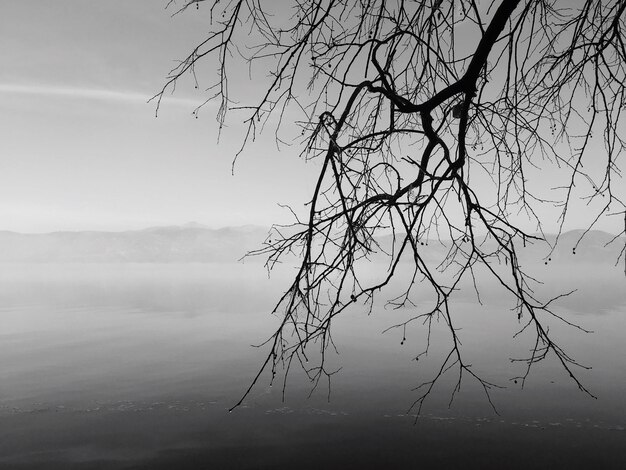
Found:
<box><xmin>0</xmin><ymin>262</ymin><xmax>624</xmax><ymax>469</ymax></box>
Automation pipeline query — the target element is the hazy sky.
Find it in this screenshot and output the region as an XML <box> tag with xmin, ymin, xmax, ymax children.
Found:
<box><xmin>0</xmin><ymin>0</ymin><xmax>315</xmax><ymax>232</ymax></box>
<box><xmin>1</xmin><ymin>1</ymin><xmax>622</xmax><ymax>233</ymax></box>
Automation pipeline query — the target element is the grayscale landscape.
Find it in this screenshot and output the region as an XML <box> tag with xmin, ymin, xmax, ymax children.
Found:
<box><xmin>3</xmin><ymin>1</ymin><xmax>626</xmax><ymax>468</ymax></box>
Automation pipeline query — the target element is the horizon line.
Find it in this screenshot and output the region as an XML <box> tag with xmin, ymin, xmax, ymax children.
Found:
<box><xmin>0</xmin><ymin>224</ymin><xmax>619</xmax><ymax>238</ymax></box>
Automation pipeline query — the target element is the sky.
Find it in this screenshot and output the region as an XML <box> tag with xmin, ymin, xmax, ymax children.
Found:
<box><xmin>0</xmin><ymin>0</ymin><xmax>315</xmax><ymax>232</ymax></box>
<box><xmin>0</xmin><ymin>1</ymin><xmax>622</xmax><ymax>234</ymax></box>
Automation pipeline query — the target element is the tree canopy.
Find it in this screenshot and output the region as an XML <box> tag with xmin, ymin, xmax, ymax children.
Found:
<box><xmin>155</xmin><ymin>0</ymin><xmax>626</xmax><ymax>413</ymax></box>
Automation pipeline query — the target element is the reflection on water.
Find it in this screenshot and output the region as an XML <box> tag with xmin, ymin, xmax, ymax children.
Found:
<box><xmin>0</xmin><ymin>263</ymin><xmax>624</xmax><ymax>469</ymax></box>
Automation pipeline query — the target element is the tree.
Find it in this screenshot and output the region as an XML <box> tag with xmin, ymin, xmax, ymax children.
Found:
<box><xmin>155</xmin><ymin>0</ymin><xmax>626</xmax><ymax>414</ymax></box>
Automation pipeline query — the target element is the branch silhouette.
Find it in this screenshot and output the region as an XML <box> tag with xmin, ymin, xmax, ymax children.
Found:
<box><xmin>156</xmin><ymin>0</ymin><xmax>626</xmax><ymax>414</ymax></box>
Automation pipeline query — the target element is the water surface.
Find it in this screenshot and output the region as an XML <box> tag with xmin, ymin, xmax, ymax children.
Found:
<box><xmin>0</xmin><ymin>262</ymin><xmax>624</xmax><ymax>469</ymax></box>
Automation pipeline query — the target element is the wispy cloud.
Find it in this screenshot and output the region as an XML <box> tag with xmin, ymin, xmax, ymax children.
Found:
<box><xmin>0</xmin><ymin>83</ymin><xmax>199</xmax><ymax>107</ymax></box>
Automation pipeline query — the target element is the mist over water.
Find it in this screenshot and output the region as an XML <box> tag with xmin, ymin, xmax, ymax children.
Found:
<box><xmin>0</xmin><ymin>260</ymin><xmax>624</xmax><ymax>469</ymax></box>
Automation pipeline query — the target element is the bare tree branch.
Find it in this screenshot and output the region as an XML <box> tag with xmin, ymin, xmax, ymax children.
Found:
<box><xmin>157</xmin><ymin>0</ymin><xmax>626</xmax><ymax>414</ymax></box>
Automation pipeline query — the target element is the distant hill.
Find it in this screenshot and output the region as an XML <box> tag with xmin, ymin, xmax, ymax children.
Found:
<box><xmin>0</xmin><ymin>225</ymin><xmax>622</xmax><ymax>265</ymax></box>
<box><xmin>0</xmin><ymin>225</ymin><xmax>269</xmax><ymax>263</ymax></box>
<box><xmin>372</xmin><ymin>229</ymin><xmax>624</xmax><ymax>265</ymax></box>
<box><xmin>518</xmin><ymin>229</ymin><xmax>624</xmax><ymax>264</ymax></box>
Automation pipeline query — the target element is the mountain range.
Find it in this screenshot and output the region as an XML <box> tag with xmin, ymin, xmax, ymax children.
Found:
<box><xmin>0</xmin><ymin>224</ymin><xmax>269</xmax><ymax>263</ymax></box>
<box><xmin>0</xmin><ymin>224</ymin><xmax>622</xmax><ymax>265</ymax></box>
